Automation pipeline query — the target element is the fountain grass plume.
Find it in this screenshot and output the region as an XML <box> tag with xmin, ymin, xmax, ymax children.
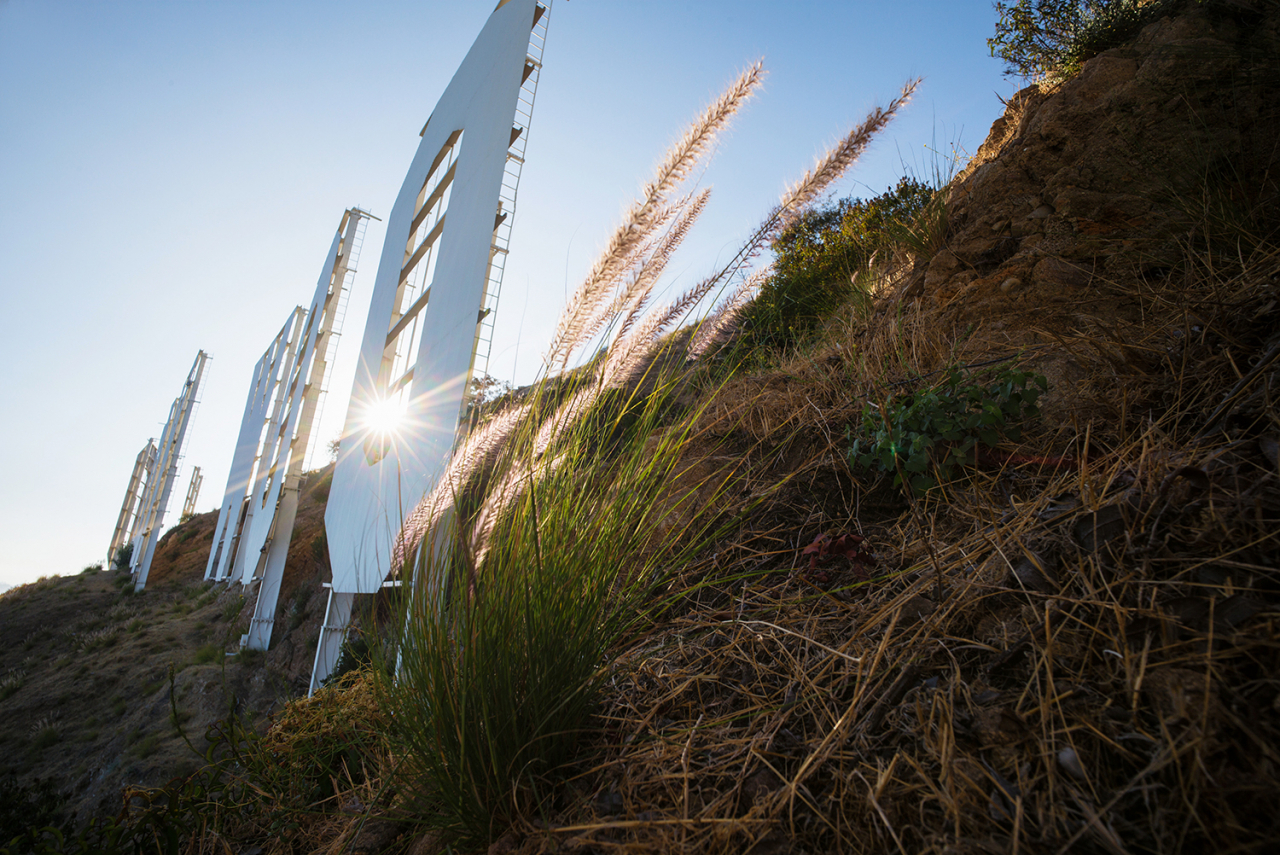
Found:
<box><xmin>667</xmin><ymin>78</ymin><xmax>920</xmax><ymax>363</ymax></box>
<box><xmin>543</xmin><ymin>62</ymin><xmax>764</xmax><ymax>370</ymax></box>
<box><xmin>774</xmin><ymin>78</ymin><xmax>919</xmax><ymax>233</ymax></box>
<box><xmin>379</xmin><ymin>70</ymin><xmax>922</xmax><ymax>850</ymax></box>
<box><xmin>394</xmin><ymin>401</ymin><xmax>533</xmax><ymax>566</ymax></box>
<box><xmin>687</xmin><ymin>266</ymin><xmax>771</xmax><ymax>359</ymax></box>
<box><xmin>604</xmin><ymin>188</ymin><xmax>712</xmax><ymax>345</ymax></box>
<box><xmin>407</xmin><ymin>78</ymin><xmax>918</xmax><ymax>564</ymax></box>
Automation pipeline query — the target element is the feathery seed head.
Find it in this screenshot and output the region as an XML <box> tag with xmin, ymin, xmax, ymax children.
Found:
<box><xmin>543</xmin><ymin>62</ymin><xmax>765</xmax><ymax>370</ymax></box>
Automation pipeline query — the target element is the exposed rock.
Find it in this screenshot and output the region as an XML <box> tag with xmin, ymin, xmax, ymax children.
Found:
<box><xmin>904</xmin><ymin>1</ymin><xmax>1278</xmax><ymax>420</ymax></box>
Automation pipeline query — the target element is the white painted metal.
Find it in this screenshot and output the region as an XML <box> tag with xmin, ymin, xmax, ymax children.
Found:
<box><xmin>235</xmin><ymin>306</ymin><xmax>308</xmax><ymax>584</ymax></box>
<box><xmin>242</xmin><ymin>208</ymin><xmax>374</xmax><ymax>652</ymax></box>
<box><xmin>204</xmin><ymin>314</ymin><xmax>304</xmax><ymax>585</ymax></box>
<box><xmin>324</xmin><ymin>0</ymin><xmax>548</xmax><ymax>592</ymax></box>
<box><xmin>182</xmin><ymin>466</ymin><xmax>203</xmax><ymax>520</ymax></box>
<box><xmin>108</xmin><ymin>439</ymin><xmax>156</xmax><ymax>569</ymax></box>
<box><xmin>131</xmin><ymin>350</ymin><xmax>208</xmax><ymax>590</ymax></box>
<box><xmin>309</xmin><ymin>588</ymin><xmax>355</xmax><ymax>695</ymax></box>
<box><xmin>315</xmin><ymin>0</ymin><xmax>550</xmax><ymax>693</ymax></box>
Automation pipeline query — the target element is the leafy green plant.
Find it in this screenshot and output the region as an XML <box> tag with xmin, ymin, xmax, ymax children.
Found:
<box><xmin>989</xmin><ymin>0</ymin><xmax>1180</xmax><ymax>80</ymax></box>
<box><xmin>849</xmin><ymin>364</ymin><xmax>1047</xmax><ymax>492</ymax></box>
<box><xmin>741</xmin><ymin>177</ymin><xmax>935</xmax><ymax>353</ymax></box>
<box><xmin>110</xmin><ymin>542</ymin><xmax>133</xmax><ymax>572</ymax></box>
<box><xmin>322</xmin><ymin>634</ymin><xmax>375</xmax><ymax>688</ymax></box>
<box><xmin>0</xmin><ymin>776</ymin><xmax>66</xmax><ymax>851</ymax></box>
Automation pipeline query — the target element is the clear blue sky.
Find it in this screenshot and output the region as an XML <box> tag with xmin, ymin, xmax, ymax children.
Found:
<box><xmin>0</xmin><ymin>0</ymin><xmax>1016</xmax><ymax>588</ymax></box>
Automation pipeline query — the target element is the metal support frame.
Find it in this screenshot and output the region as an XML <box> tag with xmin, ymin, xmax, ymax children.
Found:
<box><xmin>182</xmin><ymin>466</ymin><xmax>203</xmax><ymax>520</ymax></box>
<box><xmin>205</xmin><ymin>316</ymin><xmax>304</xmax><ymax>585</ymax></box>
<box><xmin>309</xmin><ymin>588</ymin><xmax>355</xmax><ymax>695</ymax></box>
<box><xmin>130</xmin><ymin>350</ymin><xmax>208</xmax><ymax>590</ymax></box>
<box><xmin>241</xmin><ymin>208</ymin><xmax>374</xmax><ymax>652</ymax></box>
<box><xmin>315</xmin><ymin>0</ymin><xmax>551</xmax><ymax>693</ymax></box>
<box><xmin>108</xmin><ymin>439</ymin><xmax>156</xmax><ymax>569</ymax></box>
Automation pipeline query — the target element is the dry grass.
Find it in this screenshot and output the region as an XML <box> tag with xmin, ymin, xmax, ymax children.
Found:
<box><xmin>89</xmin><ymin>126</ymin><xmax>1278</xmax><ymax>855</ymax></box>
<box><xmin>485</xmin><ymin>225</ymin><xmax>1280</xmax><ymax>853</ymax></box>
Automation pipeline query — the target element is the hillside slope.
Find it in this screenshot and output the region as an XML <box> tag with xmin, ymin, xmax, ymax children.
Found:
<box><xmin>4</xmin><ymin>2</ymin><xmax>1279</xmax><ymax>852</ymax></box>
<box><xmin>484</xmin><ymin>4</ymin><xmax>1280</xmax><ymax>852</ymax></box>
<box><xmin>0</xmin><ymin>466</ymin><xmax>336</xmax><ymax>829</ymax></box>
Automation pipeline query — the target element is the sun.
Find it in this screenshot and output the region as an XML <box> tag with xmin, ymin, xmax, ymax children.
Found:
<box><xmin>363</xmin><ymin>397</ymin><xmax>405</xmax><ymax>436</ymax></box>
<box><xmin>360</xmin><ymin>397</ymin><xmax>405</xmax><ymax>466</ymax></box>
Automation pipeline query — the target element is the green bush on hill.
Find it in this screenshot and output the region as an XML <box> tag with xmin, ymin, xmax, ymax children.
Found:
<box><xmin>989</xmin><ymin>0</ymin><xmax>1182</xmax><ymax>79</ymax></box>
<box><xmin>740</xmin><ymin>177</ymin><xmax>934</xmax><ymax>354</ymax></box>
<box><xmin>0</xmin><ymin>777</ymin><xmax>66</xmax><ymax>851</ymax></box>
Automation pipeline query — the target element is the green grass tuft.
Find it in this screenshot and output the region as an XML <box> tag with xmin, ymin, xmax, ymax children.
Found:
<box><xmin>383</xmin><ymin>349</ymin><xmax>741</xmax><ymax>846</ymax></box>
<box><xmin>191</xmin><ymin>644</ymin><xmax>222</xmax><ymax>666</ymax></box>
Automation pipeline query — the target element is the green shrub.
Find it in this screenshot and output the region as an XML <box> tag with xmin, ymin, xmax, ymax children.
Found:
<box><xmin>169</xmin><ymin>707</ymin><xmax>192</xmax><ymax>729</ymax></box>
<box><xmin>110</xmin><ymin>542</ymin><xmax>133</xmax><ymax>572</ymax></box>
<box><xmin>849</xmin><ymin>364</ymin><xmax>1047</xmax><ymax>493</ymax></box>
<box><xmin>740</xmin><ymin>177</ymin><xmax>934</xmax><ymax>353</ymax></box>
<box><xmin>287</xmin><ymin>583</ymin><xmax>314</xmax><ymax>631</ymax></box>
<box><xmin>194</xmin><ymin>585</ymin><xmax>219</xmax><ymax>609</ymax></box>
<box><xmin>30</xmin><ymin>717</ymin><xmax>61</xmax><ymax>751</ymax></box>
<box><xmin>308</xmin><ymin>472</ymin><xmax>333</xmax><ymax>503</ymax></box>
<box><xmin>321</xmin><ymin>634</ymin><xmax>374</xmax><ymax>688</ymax></box>
<box><xmin>0</xmin><ymin>776</ymin><xmax>66</xmax><ymax>848</ymax></box>
<box><xmin>129</xmin><ymin>734</ymin><xmax>160</xmax><ymax>759</ymax></box>
<box><xmin>989</xmin><ymin>0</ymin><xmax>1181</xmax><ymax>80</ymax></box>
<box><xmin>309</xmin><ymin>532</ymin><xmax>328</xmax><ymax>567</ymax></box>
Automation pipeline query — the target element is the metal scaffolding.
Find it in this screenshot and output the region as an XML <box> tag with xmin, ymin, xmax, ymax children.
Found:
<box><xmin>130</xmin><ymin>350</ymin><xmax>208</xmax><ymax>590</ymax></box>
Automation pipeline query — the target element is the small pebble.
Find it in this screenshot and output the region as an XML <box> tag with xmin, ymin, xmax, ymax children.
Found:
<box><xmin>1058</xmin><ymin>747</ymin><xmax>1088</xmax><ymax>781</ymax></box>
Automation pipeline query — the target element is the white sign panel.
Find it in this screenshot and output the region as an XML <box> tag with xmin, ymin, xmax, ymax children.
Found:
<box><xmin>324</xmin><ymin>0</ymin><xmax>546</xmax><ymax>594</ymax></box>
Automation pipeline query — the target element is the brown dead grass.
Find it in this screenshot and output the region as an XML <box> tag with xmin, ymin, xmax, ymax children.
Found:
<box><xmin>487</xmin><ymin>228</ymin><xmax>1280</xmax><ymax>853</ymax></box>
